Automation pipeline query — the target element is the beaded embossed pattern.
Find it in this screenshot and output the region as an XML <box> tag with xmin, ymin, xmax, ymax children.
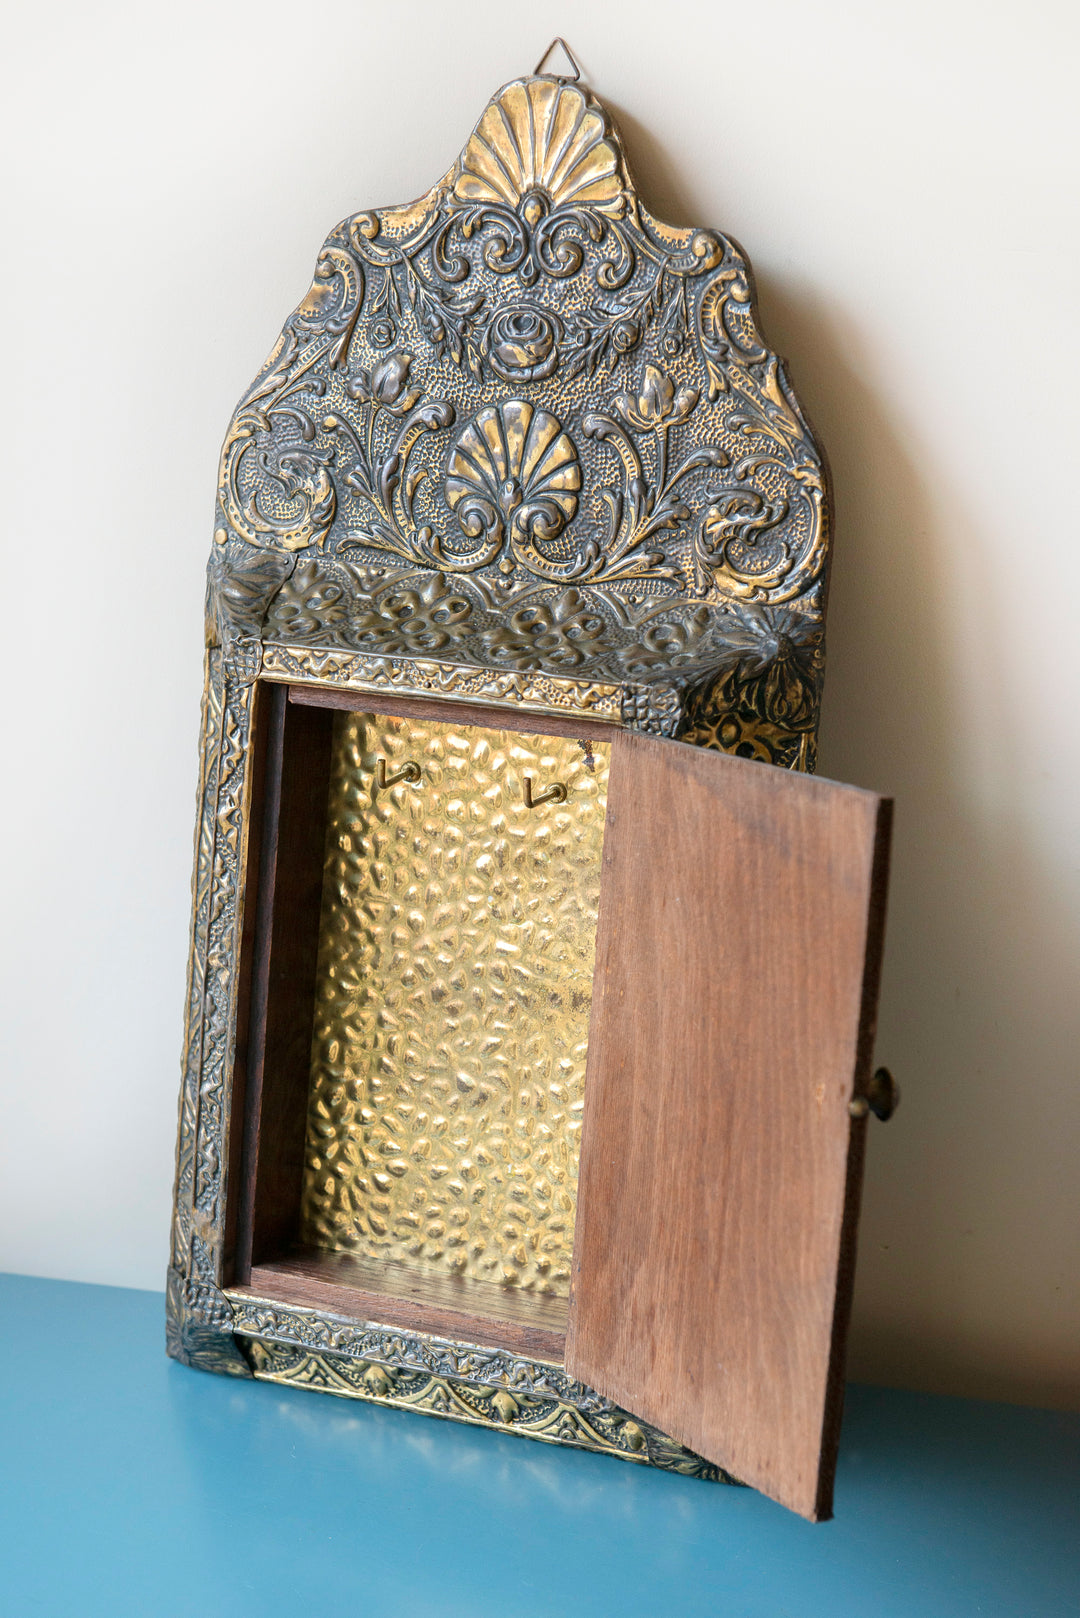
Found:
<box><xmin>300</xmin><ymin>711</ymin><xmax>609</xmax><ymax>1294</ymax></box>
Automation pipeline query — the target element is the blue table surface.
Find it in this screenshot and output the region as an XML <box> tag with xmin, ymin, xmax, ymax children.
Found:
<box><xmin>1</xmin><ymin>1275</ymin><xmax>1077</xmax><ymax>1617</ymax></box>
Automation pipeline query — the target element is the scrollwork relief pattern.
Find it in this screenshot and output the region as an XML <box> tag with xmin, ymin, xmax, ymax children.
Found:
<box><xmin>228</xmin><ymin>1299</ymin><xmax>732</xmax><ymax>1481</ymax></box>
<box><xmin>171</xmin><ymin>71</ymin><xmax>833</xmax><ymax>1482</ymax></box>
<box><xmin>243</xmin><ymin>1339</ymin><xmax>729</xmax><ymax>1479</ymax></box>
<box><xmin>205</xmin><ymin>72</ymin><xmax>828</xmax><ymax>770</ymax></box>
<box><xmin>170</xmin><ymin>651</ymin><xmax>256</xmax><ymax>1290</ymax></box>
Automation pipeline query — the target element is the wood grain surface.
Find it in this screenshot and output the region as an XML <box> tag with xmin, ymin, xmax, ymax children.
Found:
<box><xmin>241</xmin><ymin>1250</ymin><xmax>567</xmax><ymax>1361</ymax></box>
<box><xmin>287</xmin><ymin>681</ymin><xmax>617</xmax><ymax>742</ymax></box>
<box><xmin>564</xmin><ymin>731</ymin><xmax>891</xmax><ymax>1520</ymax></box>
<box><xmin>230</xmin><ymin>687</ymin><xmax>335</xmax><ymax>1281</ymax></box>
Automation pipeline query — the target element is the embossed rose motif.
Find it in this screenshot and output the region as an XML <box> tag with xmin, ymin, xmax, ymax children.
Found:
<box><xmin>613</xmin><ymin>363</ymin><xmax>698</xmax><ymax>431</ymax></box>
<box><xmin>610</xmin><ymin>318</ymin><xmax>640</xmax><ymax>354</ymax></box>
<box><xmin>484</xmin><ymin>306</ymin><xmax>560</xmax><ymax>382</ymax></box>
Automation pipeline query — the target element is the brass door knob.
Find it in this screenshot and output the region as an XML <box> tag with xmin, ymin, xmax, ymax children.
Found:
<box><xmin>849</xmin><ymin>1068</ymin><xmax>900</xmax><ymax>1121</ymax></box>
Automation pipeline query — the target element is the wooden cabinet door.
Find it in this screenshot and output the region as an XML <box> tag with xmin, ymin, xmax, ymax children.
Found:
<box><xmin>564</xmin><ymin>731</ymin><xmax>892</xmax><ymax>1519</ymax></box>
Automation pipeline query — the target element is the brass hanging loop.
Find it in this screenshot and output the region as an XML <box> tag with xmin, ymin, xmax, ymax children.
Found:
<box><xmin>533</xmin><ymin>37</ymin><xmax>582</xmax><ymax>81</ymax></box>
<box><xmin>376</xmin><ymin>758</ymin><xmax>422</xmax><ymax>789</ymax></box>
<box><xmin>523</xmin><ymin>774</ymin><xmax>568</xmax><ymax>808</ymax></box>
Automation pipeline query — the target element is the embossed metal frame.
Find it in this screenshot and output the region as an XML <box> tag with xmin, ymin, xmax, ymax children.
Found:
<box><xmin>169</xmin><ymin>66</ymin><xmax>831</xmax><ymax>1480</ymax></box>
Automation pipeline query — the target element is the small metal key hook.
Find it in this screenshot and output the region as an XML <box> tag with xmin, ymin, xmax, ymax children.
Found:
<box><xmin>523</xmin><ymin>775</ymin><xmax>568</xmax><ymax>809</ymax></box>
<box><xmin>376</xmin><ymin>757</ymin><xmax>422</xmax><ymax>789</ymax></box>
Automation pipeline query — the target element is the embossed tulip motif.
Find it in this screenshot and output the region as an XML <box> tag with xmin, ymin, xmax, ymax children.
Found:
<box><xmin>323</xmin><ymin>352</ymin><xmax>457</xmax><ymax>570</ymax></box>
<box><xmin>210</xmin><ymin>71</ymin><xmax>826</xmax><ymax>719</ymax></box>
<box><xmin>612</xmin><ymin>364</ymin><xmax>698</xmax><ymax>433</ymax></box>
<box><xmin>346</xmin><ymin>351</ymin><xmax>421</xmax><ymax>415</ymax></box>
<box><xmin>611</xmin><ymin>363</ymin><xmax>700</xmax><ymax>497</ymax></box>
<box><xmin>582</xmin><ymin>362</ymin><xmax>726</xmax><ymax>588</ymax></box>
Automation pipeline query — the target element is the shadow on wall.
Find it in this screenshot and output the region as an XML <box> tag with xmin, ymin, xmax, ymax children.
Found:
<box><xmin>612</xmin><ymin>103</ymin><xmax>1080</xmax><ymax>1411</ymax></box>
<box><xmin>765</xmin><ymin>283</ymin><xmax>1079</xmax><ymax>1410</ymax></box>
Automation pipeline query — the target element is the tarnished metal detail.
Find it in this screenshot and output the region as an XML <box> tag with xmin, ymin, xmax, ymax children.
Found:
<box><xmin>166</xmin><ymin>1267</ymin><xmax>252</xmax><ymax>1378</ymax></box>
<box><xmin>172</xmin><ymin>67</ymin><xmax>834</xmax><ymax>1478</ymax></box>
<box><xmin>676</xmin><ymin>605</ymin><xmax>825</xmax><ymax>769</ymax></box>
<box><xmin>171</xmin><ymin>651</ymin><xmax>258</xmax><ymax>1287</ymax></box>
<box><xmin>206</xmin><ymin>70</ymin><xmax>830</xmax><ymax>771</ymax></box>
<box><xmin>456</xmin><ymin>79</ymin><xmax>622</xmax><ymax>217</ymax></box>
<box><xmin>301</xmin><ymin>712</ymin><xmax>609</xmax><ymax>1293</ymax></box>
<box><xmin>226</xmin><ymin>1295</ymin><xmax>733</xmax><ymax>1481</ymax></box>
<box><xmin>258</xmin><ymin>643</ymin><xmax>627</xmax><ymax>724</ymax></box>
<box><xmin>244</xmin><ymin>1340</ymin><xmax>730</xmax><ymax>1477</ymax></box>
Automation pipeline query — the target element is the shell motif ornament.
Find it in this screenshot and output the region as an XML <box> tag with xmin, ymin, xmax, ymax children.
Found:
<box><xmin>445</xmin><ymin>401</ymin><xmax>583</xmax><ymax>577</ymax></box>
<box><xmin>453</xmin><ymin>78</ymin><xmax>625</xmax><ymax>220</ymax></box>
<box><xmin>208</xmin><ymin>66</ymin><xmax>831</xmax><ymax>768</ymax></box>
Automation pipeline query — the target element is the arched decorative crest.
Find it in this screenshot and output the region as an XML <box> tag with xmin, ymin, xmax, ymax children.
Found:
<box><xmin>208</xmin><ymin>72</ymin><xmax>830</xmax><ymax>765</ymax></box>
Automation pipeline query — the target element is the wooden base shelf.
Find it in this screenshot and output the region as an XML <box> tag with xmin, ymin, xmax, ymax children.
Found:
<box><xmin>235</xmin><ymin>1249</ymin><xmax>568</xmax><ymax>1362</ymax></box>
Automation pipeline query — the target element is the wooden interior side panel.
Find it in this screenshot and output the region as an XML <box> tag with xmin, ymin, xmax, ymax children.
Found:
<box><xmin>564</xmin><ymin>731</ymin><xmax>891</xmax><ymax>1520</ymax></box>
<box><xmin>231</xmin><ymin>684</ymin><xmax>335</xmax><ymax>1280</ymax></box>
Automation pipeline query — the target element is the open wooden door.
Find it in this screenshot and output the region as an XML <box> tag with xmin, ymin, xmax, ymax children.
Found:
<box><xmin>564</xmin><ymin>731</ymin><xmax>892</xmax><ymax>1520</ymax></box>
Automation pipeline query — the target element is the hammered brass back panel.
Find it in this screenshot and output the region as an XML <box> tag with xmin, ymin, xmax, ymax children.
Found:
<box><xmin>300</xmin><ymin>710</ymin><xmax>609</xmax><ymax>1295</ymax></box>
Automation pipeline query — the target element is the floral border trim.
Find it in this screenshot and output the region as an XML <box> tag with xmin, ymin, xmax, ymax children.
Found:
<box><xmin>260</xmin><ymin>639</ymin><xmax>683</xmax><ymax>735</ymax></box>
<box><xmin>260</xmin><ymin>640</ymin><xmax>623</xmax><ymax>718</ymax></box>
<box><xmin>229</xmin><ymin>1295</ymin><xmax>733</xmax><ymax>1481</ymax></box>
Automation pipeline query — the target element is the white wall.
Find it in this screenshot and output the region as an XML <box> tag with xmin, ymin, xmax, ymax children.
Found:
<box><xmin>1</xmin><ymin>0</ymin><xmax>1076</xmax><ymax>1410</ymax></box>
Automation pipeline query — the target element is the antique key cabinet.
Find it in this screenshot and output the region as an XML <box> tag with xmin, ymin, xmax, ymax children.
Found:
<box><xmin>168</xmin><ymin>61</ymin><xmax>894</xmax><ymax>1521</ymax></box>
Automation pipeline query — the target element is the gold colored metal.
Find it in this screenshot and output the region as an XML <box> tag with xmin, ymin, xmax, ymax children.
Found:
<box><xmin>171</xmin><ymin>63</ymin><xmax>835</xmax><ymax>1479</ymax></box>
<box><xmin>241</xmin><ymin>1337</ymin><xmax>731</xmax><ymax>1480</ymax></box>
<box><xmin>206</xmin><ymin>71</ymin><xmax>831</xmax><ymax>768</ymax></box>
<box><xmin>300</xmin><ymin>710</ymin><xmax>609</xmax><ymax>1294</ymax></box>
<box><xmin>224</xmin><ymin>1296</ymin><xmax>732</xmax><ymax>1480</ymax></box>
<box><xmin>375</xmin><ymin>756</ymin><xmax>421</xmax><ymax>788</ymax></box>
<box><xmin>523</xmin><ymin>774</ymin><xmax>567</xmax><ymax>808</ymax></box>
<box><xmin>258</xmin><ymin>643</ymin><xmax>630</xmax><ymax>727</ymax></box>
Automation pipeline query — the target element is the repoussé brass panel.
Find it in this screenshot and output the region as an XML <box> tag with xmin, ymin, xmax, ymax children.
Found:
<box><xmin>300</xmin><ymin>711</ymin><xmax>609</xmax><ymax>1295</ymax></box>
<box><xmin>171</xmin><ymin>63</ymin><xmax>831</xmax><ymax>1481</ymax></box>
